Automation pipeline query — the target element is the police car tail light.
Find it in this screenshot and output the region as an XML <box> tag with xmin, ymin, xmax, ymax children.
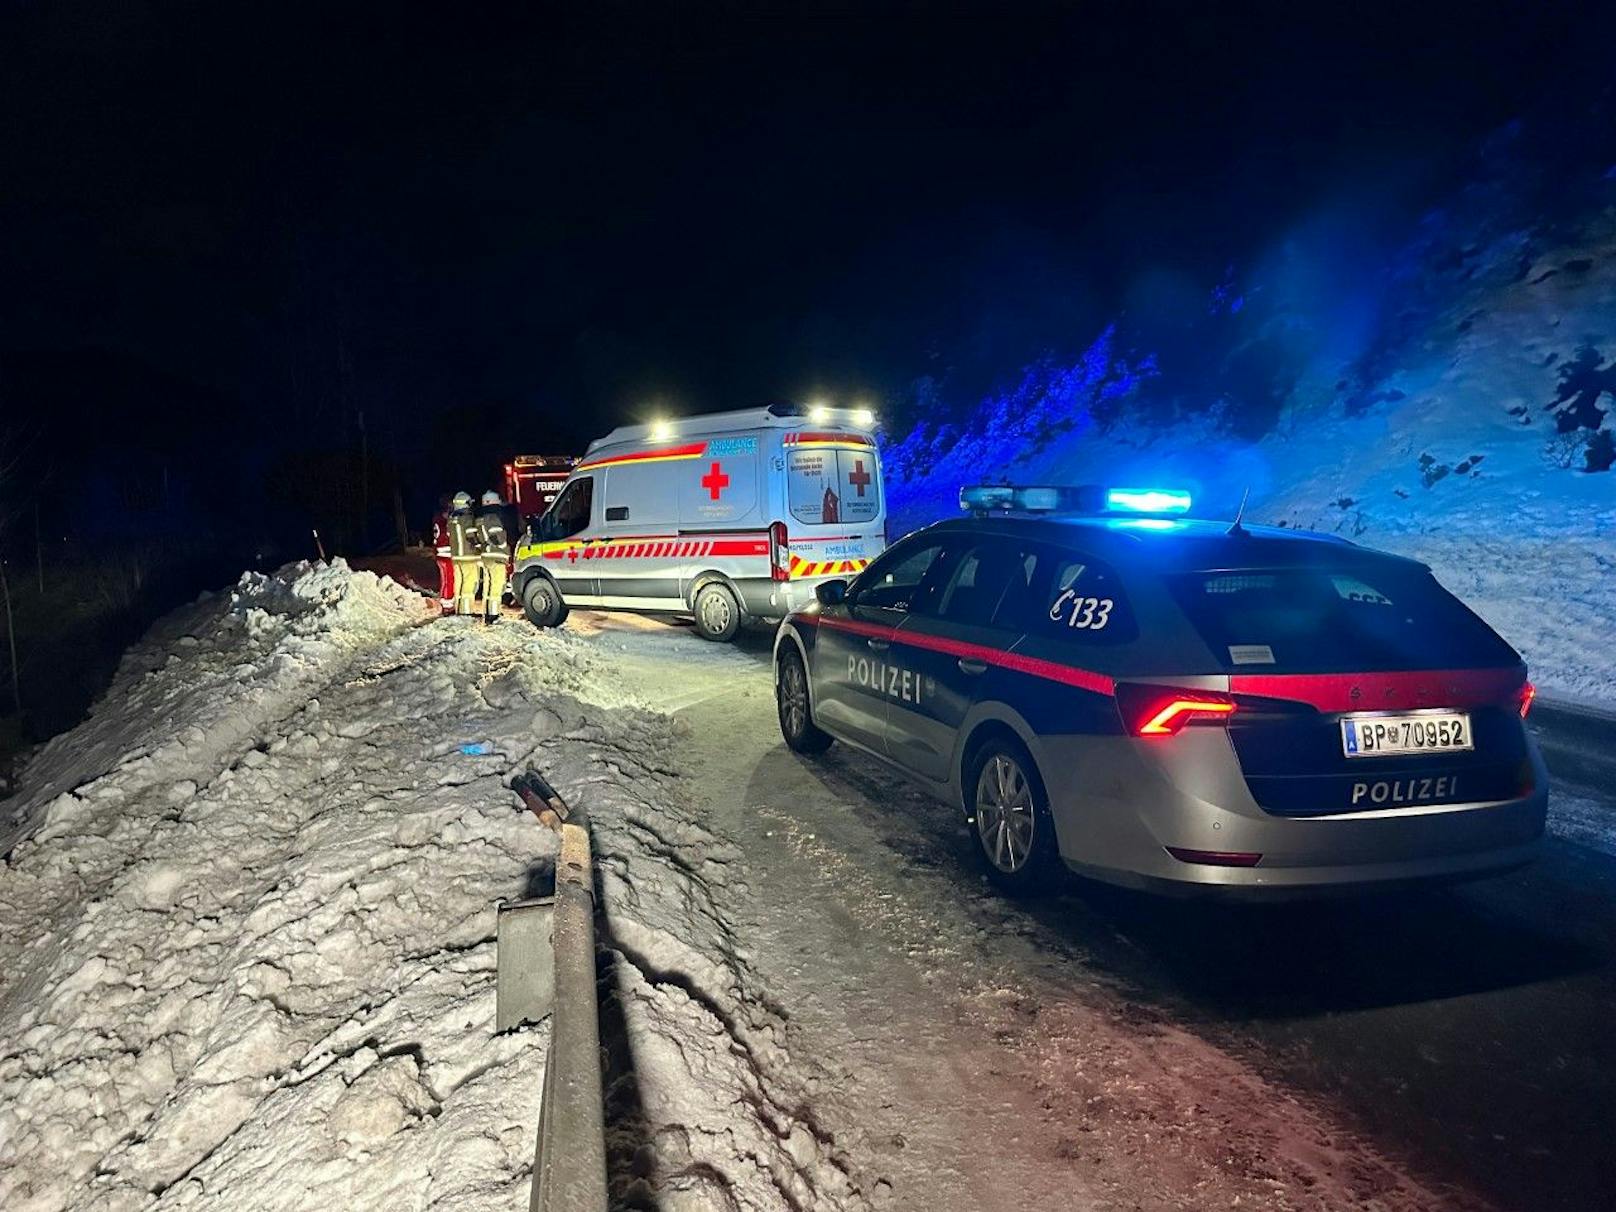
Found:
<box><xmin>1117</xmin><ymin>683</ymin><xmax>1238</xmax><ymax>737</ymax></box>
<box><xmin>1517</xmin><ymin>681</ymin><xmax>1536</xmax><ymax>720</ymax></box>
<box><xmin>769</xmin><ymin>521</ymin><xmax>790</xmax><ymax>582</ymax></box>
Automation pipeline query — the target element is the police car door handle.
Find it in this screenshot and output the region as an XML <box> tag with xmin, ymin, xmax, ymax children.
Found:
<box><xmin>866</xmin><ymin>637</ymin><xmax>890</xmax><ymax>651</ymax></box>
<box><xmin>957</xmin><ymin>658</ymin><xmax>988</xmax><ymax>676</ymax></box>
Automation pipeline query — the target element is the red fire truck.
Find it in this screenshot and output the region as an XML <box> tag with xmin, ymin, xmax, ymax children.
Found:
<box><xmin>503</xmin><ymin>455</ymin><xmax>576</xmax><ymax>522</ymax></box>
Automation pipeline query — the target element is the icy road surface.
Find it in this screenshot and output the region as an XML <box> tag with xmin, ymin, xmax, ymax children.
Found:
<box><xmin>578</xmin><ymin>612</ymin><xmax>1616</xmax><ymax>1212</ymax></box>
<box><xmin>3</xmin><ymin>565</ymin><xmax>1612</xmax><ymax>1211</ymax></box>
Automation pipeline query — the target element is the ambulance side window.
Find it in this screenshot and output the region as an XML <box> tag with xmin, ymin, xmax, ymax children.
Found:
<box><xmin>547</xmin><ymin>476</ymin><xmax>594</xmax><ymax>540</ymax></box>
<box><xmin>850</xmin><ymin>539</ymin><xmax>948</xmax><ymax>614</ymax></box>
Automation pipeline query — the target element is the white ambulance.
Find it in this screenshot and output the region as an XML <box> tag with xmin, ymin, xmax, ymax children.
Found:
<box><xmin>512</xmin><ymin>404</ymin><xmax>887</xmax><ymax>640</ymax></box>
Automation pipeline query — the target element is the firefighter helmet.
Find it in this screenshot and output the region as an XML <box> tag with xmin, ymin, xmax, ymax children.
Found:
<box><xmin>481</xmin><ymin>490</ymin><xmax>503</xmax><ymax>506</ymax></box>
<box><xmin>452</xmin><ymin>491</ymin><xmax>473</xmax><ymax>510</ymax></box>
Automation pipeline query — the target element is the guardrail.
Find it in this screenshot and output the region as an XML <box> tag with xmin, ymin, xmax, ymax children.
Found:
<box><xmin>1532</xmin><ymin>696</ymin><xmax>1616</xmax><ymax>789</ymax></box>
<box><xmin>501</xmin><ymin>770</ymin><xmax>609</xmax><ymax>1212</ymax></box>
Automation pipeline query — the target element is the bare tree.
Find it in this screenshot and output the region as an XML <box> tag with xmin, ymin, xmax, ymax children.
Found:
<box><xmin>0</xmin><ymin>421</ymin><xmax>33</xmax><ymax>717</ymax></box>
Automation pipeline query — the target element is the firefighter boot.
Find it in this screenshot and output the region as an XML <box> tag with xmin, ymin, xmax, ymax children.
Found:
<box><xmin>481</xmin><ymin>557</ymin><xmax>509</xmax><ymax>623</ymax></box>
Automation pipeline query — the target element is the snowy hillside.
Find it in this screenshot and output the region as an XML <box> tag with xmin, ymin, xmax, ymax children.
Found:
<box><xmin>0</xmin><ymin>564</ymin><xmax>864</xmax><ymax>1212</ymax></box>
<box><xmin>886</xmin><ymin>165</ymin><xmax>1616</xmax><ymax>704</ymax></box>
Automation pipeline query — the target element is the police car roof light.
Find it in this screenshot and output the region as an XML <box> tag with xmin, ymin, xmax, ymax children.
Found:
<box><xmin>1106</xmin><ymin>487</ymin><xmax>1192</xmax><ymax>515</ymax></box>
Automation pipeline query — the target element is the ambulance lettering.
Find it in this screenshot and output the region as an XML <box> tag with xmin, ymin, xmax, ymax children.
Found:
<box><xmin>847</xmin><ymin>655</ymin><xmax>925</xmax><ymax>704</ymax></box>
<box><xmin>1350</xmin><ymin>775</ymin><xmax>1458</xmax><ymax>807</ymax></box>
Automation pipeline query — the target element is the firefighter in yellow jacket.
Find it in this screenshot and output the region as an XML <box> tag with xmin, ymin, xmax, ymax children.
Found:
<box><xmin>476</xmin><ymin>490</ymin><xmax>512</xmax><ymax>623</ymax></box>
<box><xmin>447</xmin><ymin>491</ymin><xmax>483</xmax><ymax>616</ymax></box>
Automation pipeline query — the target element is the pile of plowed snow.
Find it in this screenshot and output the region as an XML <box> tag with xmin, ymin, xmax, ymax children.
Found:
<box><xmin>0</xmin><ymin>562</ymin><xmax>873</xmax><ymax>1212</ymax></box>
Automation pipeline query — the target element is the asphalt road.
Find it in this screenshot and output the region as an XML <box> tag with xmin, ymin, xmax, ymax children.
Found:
<box><xmin>1019</xmin><ymin>790</ymin><xmax>1616</xmax><ymax>1212</ymax></box>
<box><xmin>587</xmin><ymin>612</ymin><xmax>1616</xmax><ymax>1210</ymax></box>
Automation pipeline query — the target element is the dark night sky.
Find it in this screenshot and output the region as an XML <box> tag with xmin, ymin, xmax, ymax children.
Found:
<box><xmin>4</xmin><ymin>1</ymin><xmax>1612</xmax><ymax>484</ymax></box>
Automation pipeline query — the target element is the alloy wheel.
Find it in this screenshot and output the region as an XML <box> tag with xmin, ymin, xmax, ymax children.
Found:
<box><xmin>975</xmin><ymin>754</ymin><xmax>1036</xmax><ymax>873</ymax></box>
<box><xmin>779</xmin><ymin>657</ymin><xmax>808</xmax><ymax>738</ymax></box>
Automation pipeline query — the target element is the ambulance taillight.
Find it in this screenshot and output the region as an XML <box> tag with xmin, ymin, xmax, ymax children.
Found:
<box><xmin>769</xmin><ymin>521</ymin><xmax>790</xmax><ymax>582</ymax></box>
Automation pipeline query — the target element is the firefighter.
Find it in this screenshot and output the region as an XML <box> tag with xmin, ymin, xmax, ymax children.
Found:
<box><xmin>432</xmin><ymin>495</ymin><xmax>456</xmax><ymax>615</ymax></box>
<box><xmin>476</xmin><ymin>489</ymin><xmax>512</xmax><ymax>623</ymax></box>
<box><xmin>448</xmin><ymin>491</ymin><xmax>482</xmax><ymax>616</ymax></box>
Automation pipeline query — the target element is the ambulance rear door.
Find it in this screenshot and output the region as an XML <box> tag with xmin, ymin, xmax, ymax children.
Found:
<box><xmin>781</xmin><ymin>432</ymin><xmax>886</xmax><ymax>582</ymax></box>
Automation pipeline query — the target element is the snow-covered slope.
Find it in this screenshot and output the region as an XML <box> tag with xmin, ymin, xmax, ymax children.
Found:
<box><xmin>886</xmin><ymin>200</ymin><xmax>1616</xmax><ymax>704</ymax></box>
<box><xmin>0</xmin><ymin>566</ymin><xmax>870</xmax><ymax>1212</ymax></box>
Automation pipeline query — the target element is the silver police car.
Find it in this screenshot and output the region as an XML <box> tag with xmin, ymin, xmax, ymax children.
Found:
<box><xmin>772</xmin><ymin>486</ymin><xmax>1547</xmax><ymax>895</ymax></box>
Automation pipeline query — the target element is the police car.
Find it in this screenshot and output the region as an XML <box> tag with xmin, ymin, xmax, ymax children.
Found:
<box><xmin>773</xmin><ymin>485</ymin><xmax>1547</xmax><ymax>895</ymax></box>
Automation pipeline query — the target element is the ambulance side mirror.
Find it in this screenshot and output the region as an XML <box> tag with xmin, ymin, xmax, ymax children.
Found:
<box><xmin>815</xmin><ymin>579</ymin><xmax>848</xmax><ymax>607</ymax></box>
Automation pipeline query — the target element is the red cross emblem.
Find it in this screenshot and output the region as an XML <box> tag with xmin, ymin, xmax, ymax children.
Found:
<box><xmin>847</xmin><ymin>459</ymin><xmax>872</xmax><ymax>497</ymax></box>
<box><xmin>700</xmin><ymin>461</ymin><xmax>730</xmax><ymax>501</ymax></box>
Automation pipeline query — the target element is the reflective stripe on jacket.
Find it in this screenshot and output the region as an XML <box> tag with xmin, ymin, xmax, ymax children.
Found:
<box><xmin>448</xmin><ymin>509</ymin><xmax>481</xmax><ymax>558</ymax></box>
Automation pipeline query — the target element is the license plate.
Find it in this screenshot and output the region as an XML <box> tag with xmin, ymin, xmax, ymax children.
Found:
<box><xmin>1341</xmin><ymin>712</ymin><xmax>1473</xmax><ymax>758</ymax></box>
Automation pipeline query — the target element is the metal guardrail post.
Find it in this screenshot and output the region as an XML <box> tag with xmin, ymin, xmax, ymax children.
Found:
<box><xmin>514</xmin><ymin>770</ymin><xmax>608</xmax><ymax>1212</ymax></box>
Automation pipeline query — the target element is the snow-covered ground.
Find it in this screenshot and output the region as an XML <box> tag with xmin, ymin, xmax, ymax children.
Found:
<box><xmin>5</xmin><ymin>561</ymin><xmax>1613</xmax><ymax>1212</ymax></box>
<box><xmin>0</xmin><ymin>564</ymin><xmax>870</xmax><ymax>1211</ymax></box>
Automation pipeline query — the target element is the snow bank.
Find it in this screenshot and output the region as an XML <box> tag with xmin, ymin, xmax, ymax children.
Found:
<box><xmin>0</xmin><ymin>563</ymin><xmax>553</xmax><ymax>1211</ymax></box>
<box><xmin>1</xmin><ymin>563</ymin><xmax>868</xmax><ymax>1211</ymax></box>
<box><xmin>1</xmin><ymin>559</ymin><xmax>432</xmax><ymax>856</ymax></box>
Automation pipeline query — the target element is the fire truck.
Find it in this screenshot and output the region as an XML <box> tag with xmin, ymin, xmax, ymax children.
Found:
<box><xmin>503</xmin><ymin>455</ymin><xmax>576</xmax><ymax>522</ymax></box>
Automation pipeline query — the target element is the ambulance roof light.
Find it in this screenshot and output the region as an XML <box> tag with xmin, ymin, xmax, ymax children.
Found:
<box><xmin>851</xmin><ymin>406</ymin><xmax>876</xmax><ymax>428</ymax></box>
<box><xmin>648</xmin><ymin>418</ymin><xmax>675</xmax><ymax>441</ymax></box>
<box><xmin>807</xmin><ymin>403</ymin><xmax>832</xmax><ymax>424</ymax></box>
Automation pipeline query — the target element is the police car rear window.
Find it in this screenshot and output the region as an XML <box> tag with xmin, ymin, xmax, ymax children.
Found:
<box><xmin>1169</xmin><ymin>567</ymin><xmax>1518</xmax><ymax>671</ymax></box>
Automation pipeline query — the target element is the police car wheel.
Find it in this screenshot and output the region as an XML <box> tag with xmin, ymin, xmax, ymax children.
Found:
<box><xmin>776</xmin><ymin>647</ymin><xmax>833</xmax><ymax>754</ymax></box>
<box><xmin>968</xmin><ymin>741</ymin><xmax>1059</xmax><ymax>893</ymax></box>
<box><xmin>693</xmin><ymin>582</ymin><xmax>741</xmax><ymax>642</ymax></box>
<box><xmin>520</xmin><ymin>577</ymin><xmax>567</xmax><ymax>629</ymax></box>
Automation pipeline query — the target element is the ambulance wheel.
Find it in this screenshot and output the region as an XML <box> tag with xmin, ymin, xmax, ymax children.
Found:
<box><xmin>967</xmin><ymin>738</ymin><xmax>1060</xmax><ymax>895</ymax></box>
<box><xmin>692</xmin><ymin>582</ymin><xmax>741</xmax><ymax>642</ymax></box>
<box><xmin>776</xmin><ymin>647</ymin><xmax>833</xmax><ymax>754</ymax></box>
<box><xmin>520</xmin><ymin>576</ymin><xmax>568</xmax><ymax>629</ymax></box>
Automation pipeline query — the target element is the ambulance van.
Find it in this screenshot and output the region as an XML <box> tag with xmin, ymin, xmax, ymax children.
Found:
<box><xmin>512</xmin><ymin>404</ymin><xmax>887</xmax><ymax>640</ymax></box>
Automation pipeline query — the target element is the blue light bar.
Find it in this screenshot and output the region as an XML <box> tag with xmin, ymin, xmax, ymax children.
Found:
<box><xmin>1105</xmin><ymin>487</ymin><xmax>1192</xmax><ymax>514</ymax></box>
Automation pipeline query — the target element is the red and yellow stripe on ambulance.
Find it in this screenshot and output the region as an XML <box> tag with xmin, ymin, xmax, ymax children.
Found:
<box><xmin>787</xmin><ymin>553</ymin><xmax>870</xmax><ymax>579</ymax></box>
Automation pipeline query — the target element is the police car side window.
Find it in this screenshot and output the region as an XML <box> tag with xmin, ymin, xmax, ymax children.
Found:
<box><xmin>850</xmin><ymin>540</ymin><xmax>947</xmax><ymax>614</ymax></box>
<box><xmin>934</xmin><ymin>543</ymin><xmax>1037</xmax><ymax>630</ymax></box>
<box><xmin>1031</xmin><ymin>550</ymin><xmax>1137</xmax><ymax>644</ymax></box>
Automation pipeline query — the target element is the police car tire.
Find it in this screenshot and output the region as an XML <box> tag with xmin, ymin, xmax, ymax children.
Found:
<box><xmin>521</xmin><ymin>576</ymin><xmax>567</xmax><ymax>629</ymax></box>
<box><xmin>967</xmin><ymin>738</ymin><xmax>1061</xmax><ymax>895</ymax></box>
<box><xmin>692</xmin><ymin>582</ymin><xmax>741</xmax><ymax>642</ymax></box>
<box><xmin>776</xmin><ymin>647</ymin><xmax>833</xmax><ymax>754</ymax></box>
